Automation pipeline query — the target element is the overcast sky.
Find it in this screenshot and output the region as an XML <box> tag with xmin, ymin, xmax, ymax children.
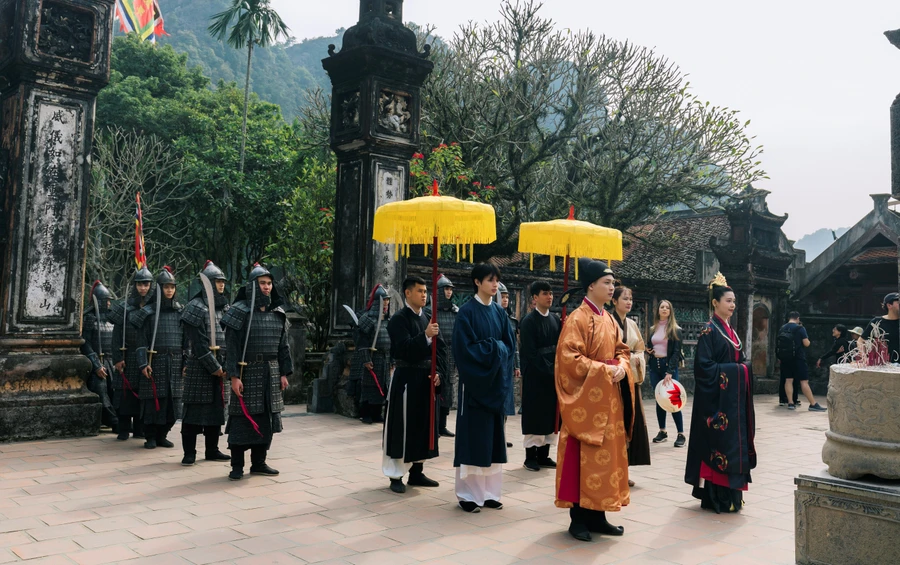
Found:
<box><xmin>271</xmin><ymin>0</ymin><xmax>899</xmax><ymax>240</ymax></box>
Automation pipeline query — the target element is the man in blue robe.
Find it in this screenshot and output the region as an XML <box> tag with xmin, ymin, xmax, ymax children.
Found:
<box><xmin>452</xmin><ymin>263</ymin><xmax>516</xmax><ymax>513</ymax></box>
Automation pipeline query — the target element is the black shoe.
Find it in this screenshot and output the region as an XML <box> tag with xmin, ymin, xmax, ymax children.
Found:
<box><xmin>390</xmin><ymin>479</ymin><xmax>406</xmax><ymax>493</ymax></box>
<box><xmin>484</xmin><ymin>499</ymin><xmax>503</xmax><ymax>510</ymax></box>
<box><xmin>117</xmin><ymin>432</ymin><xmax>129</xmax><ymax>441</ymax></box>
<box><xmin>524</xmin><ymin>447</ymin><xmax>540</xmax><ymax>471</ymax></box>
<box><xmin>506</xmin><ymin>442</ymin><xmax>513</xmax><ymax>448</ymax></box>
<box><xmin>360</xmin><ymin>416</ymin><xmax>373</xmax><ymax>425</ymax></box>
<box><xmin>808</xmin><ymin>403</ymin><xmax>827</xmax><ymax>412</ymax></box>
<box><xmin>568</xmin><ymin>521</ymin><xmax>591</xmax><ymax>542</ymax></box>
<box><xmin>205</xmin><ymin>451</ymin><xmax>231</xmax><ymax>461</ymax></box>
<box><xmin>133</xmin><ymin>432</ymin><xmax>145</xmax><ymax>439</ymax></box>
<box><xmin>589</xmin><ymin>518</ymin><xmax>625</xmax><ymax>536</ymax></box>
<box><xmin>407</xmin><ymin>473</ymin><xmax>439</xmax><ymax>487</ymax></box>
<box><xmin>788</xmin><ymin>404</ymin><xmax>796</xmax><ymax>411</ymax></box>
<box><xmin>459</xmin><ymin>501</ymin><xmax>481</xmax><ymax>513</ymax></box>
<box><xmin>157</xmin><ymin>438</ymin><xmax>175</xmax><ymax>448</ymax></box>
<box><xmin>182</xmin><ymin>453</ymin><xmax>196</xmax><ymax>466</ymax></box>
<box><xmin>249</xmin><ymin>464</ymin><xmax>279</xmax><ymax>476</ymax></box>
<box><xmin>228</xmin><ymin>469</ymin><xmax>243</xmax><ymax>481</ymax></box>
<box><xmin>652</xmin><ymin>431</ymin><xmax>668</xmax><ymax>443</ymax></box>
<box><xmin>439</xmin><ymin>428</ymin><xmax>456</xmax><ymax>437</ymax></box>
<box><xmin>674</xmin><ymin>434</ymin><xmax>686</xmax><ymax>448</ymax></box>
<box><xmin>537</xmin><ymin>445</ymin><xmax>557</xmax><ymax>468</ymax></box>
<box><xmin>144</xmin><ymin>438</ymin><xmax>157</xmax><ymax>449</ymax></box>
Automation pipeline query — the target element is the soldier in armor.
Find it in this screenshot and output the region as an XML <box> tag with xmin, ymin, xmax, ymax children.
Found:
<box><xmin>436</xmin><ymin>274</ymin><xmax>458</xmax><ymax>438</ymax></box>
<box><xmin>499</xmin><ymin>282</ymin><xmax>520</xmax><ymax>448</ymax></box>
<box><xmin>81</xmin><ymin>281</ymin><xmax>119</xmax><ymax>431</ymax></box>
<box><xmin>222</xmin><ymin>263</ymin><xmax>292</xmax><ymax>481</ymax></box>
<box><xmin>180</xmin><ymin>260</ymin><xmax>231</xmax><ymax>466</ymax></box>
<box><xmin>110</xmin><ymin>267</ymin><xmax>154</xmax><ymax>441</ymax></box>
<box><xmin>135</xmin><ymin>266</ymin><xmax>184</xmax><ymax>450</ymax></box>
<box><xmin>349</xmin><ymin>285</ymin><xmax>392</xmax><ymax>425</ymax></box>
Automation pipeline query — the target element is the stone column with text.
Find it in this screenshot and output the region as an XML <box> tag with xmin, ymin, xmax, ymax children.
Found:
<box><xmin>0</xmin><ymin>0</ymin><xmax>114</xmax><ymax>440</ymax></box>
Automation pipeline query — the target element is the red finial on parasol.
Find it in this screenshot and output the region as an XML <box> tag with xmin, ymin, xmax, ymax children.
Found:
<box><xmin>567</xmin><ymin>205</ymin><xmax>575</xmax><ymax>220</ymax></box>
<box><xmin>432</xmin><ymin>179</ymin><xmax>439</xmax><ymax>196</ymax></box>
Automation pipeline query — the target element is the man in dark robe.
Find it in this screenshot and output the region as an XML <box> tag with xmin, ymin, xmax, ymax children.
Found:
<box><xmin>135</xmin><ymin>266</ymin><xmax>184</xmax><ymax>450</ymax></box>
<box><xmin>349</xmin><ymin>285</ymin><xmax>392</xmax><ymax>424</ymax></box>
<box><xmin>180</xmin><ymin>260</ymin><xmax>231</xmax><ymax>466</ymax></box>
<box><xmin>222</xmin><ymin>263</ymin><xmax>292</xmax><ymax>481</ymax></box>
<box><xmin>110</xmin><ymin>267</ymin><xmax>153</xmax><ymax>441</ymax></box>
<box><xmin>452</xmin><ymin>263</ymin><xmax>516</xmax><ymax>513</ymax></box>
<box><xmin>436</xmin><ymin>274</ymin><xmax>458</xmax><ymax>437</ymax></box>
<box><xmin>520</xmin><ymin>280</ymin><xmax>561</xmax><ymax>472</ymax></box>
<box><xmin>81</xmin><ymin>281</ymin><xmax>119</xmax><ymax>431</ymax></box>
<box><xmin>382</xmin><ymin>276</ymin><xmax>447</xmax><ymax>494</ymax></box>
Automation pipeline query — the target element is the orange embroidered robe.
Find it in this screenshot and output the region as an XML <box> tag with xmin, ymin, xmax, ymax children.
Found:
<box><xmin>554</xmin><ymin>301</ymin><xmax>635</xmax><ymax>511</ymax></box>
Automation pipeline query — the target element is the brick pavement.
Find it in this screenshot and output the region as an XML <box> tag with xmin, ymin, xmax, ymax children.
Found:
<box><xmin>0</xmin><ymin>394</ymin><xmax>828</xmax><ymax>564</ymax></box>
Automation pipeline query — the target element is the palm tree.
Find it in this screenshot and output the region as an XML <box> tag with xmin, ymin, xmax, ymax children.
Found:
<box><xmin>208</xmin><ymin>0</ymin><xmax>290</xmax><ymax>174</ymax></box>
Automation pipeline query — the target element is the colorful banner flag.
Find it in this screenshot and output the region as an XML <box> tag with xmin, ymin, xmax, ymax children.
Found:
<box><xmin>134</xmin><ymin>193</ymin><xmax>147</xmax><ymax>269</ymax></box>
<box><xmin>115</xmin><ymin>0</ymin><xmax>168</xmax><ymax>43</ymax></box>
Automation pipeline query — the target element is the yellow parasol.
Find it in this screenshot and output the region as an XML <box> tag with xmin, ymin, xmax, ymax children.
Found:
<box><xmin>518</xmin><ymin>205</ymin><xmax>622</xmax><ymax>320</ymax></box>
<box><xmin>373</xmin><ymin>180</ymin><xmax>496</xmax><ymax>448</ymax></box>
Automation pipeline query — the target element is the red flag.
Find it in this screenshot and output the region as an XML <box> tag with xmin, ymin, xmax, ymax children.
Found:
<box><xmin>134</xmin><ymin>193</ymin><xmax>147</xmax><ymax>269</ymax></box>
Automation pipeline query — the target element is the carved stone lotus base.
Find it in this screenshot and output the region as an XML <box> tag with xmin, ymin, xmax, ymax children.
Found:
<box><xmin>795</xmin><ymin>471</ymin><xmax>900</xmax><ymax>565</ymax></box>
<box><xmin>823</xmin><ymin>364</ymin><xmax>900</xmax><ymax>480</ymax></box>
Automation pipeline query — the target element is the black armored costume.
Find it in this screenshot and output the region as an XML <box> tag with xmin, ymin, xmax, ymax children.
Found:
<box><xmin>435</xmin><ymin>274</ymin><xmax>458</xmax><ymax>437</ymax></box>
<box><xmin>80</xmin><ymin>281</ymin><xmax>119</xmax><ymax>430</ymax></box>
<box><xmin>222</xmin><ymin>263</ymin><xmax>292</xmax><ymax>480</ymax></box>
<box><xmin>180</xmin><ymin>260</ymin><xmax>231</xmax><ymax>466</ymax></box>
<box><xmin>135</xmin><ymin>266</ymin><xmax>184</xmax><ymax>449</ymax></box>
<box><xmin>349</xmin><ymin>285</ymin><xmax>392</xmax><ymax>424</ymax></box>
<box><xmin>110</xmin><ymin>267</ymin><xmax>154</xmax><ymax>441</ymax></box>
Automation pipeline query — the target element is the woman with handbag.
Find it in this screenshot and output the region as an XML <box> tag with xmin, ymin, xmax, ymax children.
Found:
<box><xmin>611</xmin><ymin>286</ymin><xmax>651</xmax><ymax>486</ymax></box>
<box><xmin>648</xmin><ymin>300</ymin><xmax>686</xmax><ymax>447</ymax></box>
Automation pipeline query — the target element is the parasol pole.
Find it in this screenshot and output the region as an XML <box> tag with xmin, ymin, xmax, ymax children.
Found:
<box><xmin>557</xmin><ymin>206</ymin><xmax>576</xmax><ymax>434</ymax></box>
<box><xmin>429</xmin><ymin>181</ymin><xmax>439</xmax><ymax>451</ymax></box>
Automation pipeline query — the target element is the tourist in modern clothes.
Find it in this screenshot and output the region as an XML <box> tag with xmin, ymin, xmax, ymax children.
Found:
<box><xmin>180</xmin><ymin>260</ymin><xmax>231</xmax><ymax>466</ymax></box>
<box><xmin>555</xmin><ymin>259</ymin><xmax>634</xmax><ymax>542</ymax></box>
<box><xmin>610</xmin><ymin>285</ymin><xmax>651</xmax><ymax>486</ymax></box>
<box><xmin>81</xmin><ymin>281</ymin><xmax>119</xmax><ymax>431</ymax></box>
<box><xmin>648</xmin><ymin>300</ymin><xmax>686</xmax><ymax>446</ymax></box>
<box><xmin>222</xmin><ymin>263</ymin><xmax>292</xmax><ymax>480</ymax></box>
<box><xmin>860</xmin><ymin>292</ymin><xmax>900</xmax><ymax>363</ymax></box>
<box><xmin>778</xmin><ymin>312</ymin><xmax>826</xmax><ymax>412</ymax></box>
<box><xmin>519</xmin><ymin>280</ymin><xmax>561</xmax><ymax>472</ymax></box>
<box><xmin>816</xmin><ymin>324</ymin><xmax>852</xmax><ymax>369</ymax></box>
<box><xmin>684</xmin><ymin>273</ymin><xmax>756</xmax><ymax>514</ymax></box>
<box><xmin>110</xmin><ymin>267</ymin><xmax>154</xmax><ymax>441</ymax></box>
<box><xmin>452</xmin><ymin>263</ymin><xmax>516</xmax><ymax>512</ymax></box>
<box><xmin>135</xmin><ymin>266</ymin><xmax>184</xmax><ymax>449</ymax></box>
<box><xmin>382</xmin><ymin>276</ymin><xmax>447</xmax><ymax>493</ymax></box>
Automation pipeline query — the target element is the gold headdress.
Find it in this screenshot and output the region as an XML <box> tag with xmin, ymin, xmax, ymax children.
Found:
<box><xmin>708</xmin><ymin>271</ymin><xmax>728</xmax><ymax>289</ymax></box>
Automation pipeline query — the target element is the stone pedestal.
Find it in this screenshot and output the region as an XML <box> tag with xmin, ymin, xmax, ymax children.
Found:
<box><xmin>0</xmin><ymin>0</ymin><xmax>114</xmax><ymax>440</ymax></box>
<box><xmin>822</xmin><ymin>364</ymin><xmax>900</xmax><ymax>480</ymax></box>
<box><xmin>795</xmin><ymin>470</ymin><xmax>900</xmax><ymax>565</ymax></box>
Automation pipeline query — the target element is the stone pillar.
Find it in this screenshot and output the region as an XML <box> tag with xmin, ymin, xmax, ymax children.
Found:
<box><xmin>322</xmin><ymin>0</ymin><xmax>433</xmax><ymax>335</ymax></box>
<box><xmin>0</xmin><ymin>0</ymin><xmax>115</xmax><ymax>440</ymax></box>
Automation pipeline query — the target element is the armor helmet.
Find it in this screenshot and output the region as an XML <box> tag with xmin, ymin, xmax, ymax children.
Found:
<box><xmin>134</xmin><ymin>266</ymin><xmax>153</xmax><ymax>283</ymax></box>
<box><xmin>437</xmin><ymin>274</ymin><xmax>454</xmax><ymax>289</ymax></box>
<box><xmin>200</xmin><ymin>260</ymin><xmax>226</xmax><ymax>281</ymax></box>
<box><xmin>248</xmin><ymin>262</ymin><xmax>272</xmax><ymax>283</ymax></box>
<box><xmin>91</xmin><ymin>280</ymin><xmax>111</xmax><ymax>302</ymax></box>
<box><xmin>366</xmin><ymin>284</ymin><xmax>390</xmax><ymax>310</ymax></box>
<box><xmin>156</xmin><ymin>266</ymin><xmax>176</xmax><ymax>286</ymax></box>
<box><xmin>498</xmin><ymin>282</ymin><xmax>509</xmax><ymax>294</ymax></box>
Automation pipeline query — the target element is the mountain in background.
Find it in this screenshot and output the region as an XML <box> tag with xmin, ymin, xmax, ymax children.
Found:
<box><xmin>794</xmin><ymin>227</ymin><xmax>850</xmax><ymax>261</ymax></box>
<box><xmin>134</xmin><ymin>0</ymin><xmax>339</xmax><ymax>120</ymax></box>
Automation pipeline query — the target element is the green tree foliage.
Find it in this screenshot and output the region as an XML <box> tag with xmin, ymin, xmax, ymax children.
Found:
<box><xmin>265</xmin><ymin>158</ymin><xmax>336</xmax><ymax>351</ymax></box>
<box><xmin>421</xmin><ymin>0</ymin><xmax>766</xmax><ymax>256</ymax></box>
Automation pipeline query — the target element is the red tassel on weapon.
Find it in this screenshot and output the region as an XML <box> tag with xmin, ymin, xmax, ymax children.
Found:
<box><xmin>120</xmin><ymin>371</ymin><xmax>140</xmax><ymax>399</ymax></box>
<box><xmin>149</xmin><ymin>376</ymin><xmax>160</xmax><ymax>411</ymax></box>
<box><xmin>367</xmin><ymin>367</ymin><xmax>385</xmax><ymax>397</ymax></box>
<box><xmin>238</xmin><ymin>395</ymin><xmax>263</xmax><ymax>437</ymax></box>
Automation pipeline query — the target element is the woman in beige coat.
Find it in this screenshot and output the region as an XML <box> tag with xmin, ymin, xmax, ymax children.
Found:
<box><xmin>611</xmin><ymin>286</ymin><xmax>651</xmax><ymax>486</ymax></box>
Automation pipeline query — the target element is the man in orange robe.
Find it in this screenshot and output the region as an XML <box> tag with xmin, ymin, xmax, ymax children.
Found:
<box><xmin>555</xmin><ymin>259</ymin><xmax>635</xmax><ymax>542</ymax></box>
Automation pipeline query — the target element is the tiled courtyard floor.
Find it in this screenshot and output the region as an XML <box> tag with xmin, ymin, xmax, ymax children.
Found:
<box><xmin>0</xmin><ymin>394</ymin><xmax>828</xmax><ymax>565</ymax></box>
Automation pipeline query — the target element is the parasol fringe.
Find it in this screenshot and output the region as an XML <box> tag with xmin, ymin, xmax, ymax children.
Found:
<box><xmin>575</xmin><ymin>257</ymin><xmax>578</xmax><ymax>280</ymax></box>
<box><xmin>530</xmin><ymin>253</ymin><xmax>533</xmax><ymax>270</ymax></box>
<box><xmin>550</xmin><ymin>255</ymin><xmax>555</xmax><ymax>272</ymax></box>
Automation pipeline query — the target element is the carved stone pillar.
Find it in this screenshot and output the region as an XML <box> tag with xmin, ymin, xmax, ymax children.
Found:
<box><xmin>0</xmin><ymin>0</ymin><xmax>114</xmax><ymax>440</ymax></box>
<box><xmin>322</xmin><ymin>0</ymin><xmax>433</xmax><ymax>335</ymax></box>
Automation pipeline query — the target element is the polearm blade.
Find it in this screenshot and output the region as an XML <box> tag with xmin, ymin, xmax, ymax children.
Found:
<box><xmin>198</xmin><ymin>272</ymin><xmax>219</xmax><ymax>354</ymax></box>
<box><xmin>148</xmin><ymin>285</ymin><xmax>161</xmax><ymax>366</ymax></box>
<box><xmin>92</xmin><ymin>295</ymin><xmax>103</xmax><ymax>360</ymax></box>
<box><xmin>237</xmin><ymin>282</ymin><xmax>256</xmax><ymax>380</ymax></box>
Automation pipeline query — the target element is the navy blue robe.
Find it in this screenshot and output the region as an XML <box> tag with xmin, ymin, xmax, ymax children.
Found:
<box><xmin>452</xmin><ymin>297</ymin><xmax>516</xmax><ymax>468</ymax></box>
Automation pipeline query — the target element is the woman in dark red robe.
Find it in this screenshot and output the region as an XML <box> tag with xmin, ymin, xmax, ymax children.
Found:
<box><xmin>684</xmin><ymin>274</ymin><xmax>756</xmax><ymax>513</ymax></box>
